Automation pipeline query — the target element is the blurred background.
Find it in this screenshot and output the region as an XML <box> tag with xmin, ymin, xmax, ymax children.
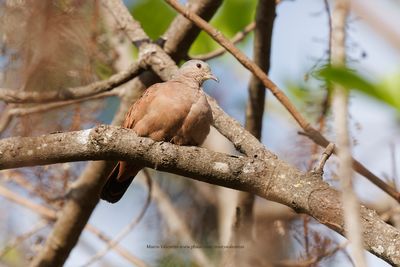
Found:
<box><xmin>0</xmin><ymin>0</ymin><xmax>400</xmax><ymax>266</ymax></box>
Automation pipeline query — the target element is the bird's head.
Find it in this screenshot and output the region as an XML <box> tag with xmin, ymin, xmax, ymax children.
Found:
<box><xmin>177</xmin><ymin>60</ymin><xmax>219</xmax><ymax>86</ymax></box>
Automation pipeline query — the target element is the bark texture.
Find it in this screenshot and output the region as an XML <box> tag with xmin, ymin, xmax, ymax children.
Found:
<box><xmin>1</xmin><ymin>126</ymin><xmax>400</xmax><ymax>266</ymax></box>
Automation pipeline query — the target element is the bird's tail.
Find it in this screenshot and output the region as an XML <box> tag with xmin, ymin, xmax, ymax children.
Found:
<box><xmin>100</xmin><ymin>162</ymin><xmax>141</xmax><ymax>203</ymax></box>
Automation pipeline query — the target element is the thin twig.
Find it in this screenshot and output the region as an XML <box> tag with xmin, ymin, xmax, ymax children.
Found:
<box><xmin>163</xmin><ymin>0</ymin><xmax>400</xmax><ymax>203</ymax></box>
<box><xmin>313</xmin><ymin>143</ymin><xmax>335</xmax><ymax>174</ymax></box>
<box><xmin>0</xmin><ymin>220</ymin><xmax>48</xmax><ymax>259</ymax></box>
<box><xmin>352</xmin><ymin>0</ymin><xmax>400</xmax><ymax>51</ymax></box>
<box><xmin>276</xmin><ymin>241</ymin><xmax>349</xmax><ymax>267</ymax></box>
<box><xmin>0</xmin><ymin>106</ymin><xmax>14</xmax><ymax>133</ymax></box>
<box><xmin>391</xmin><ymin>143</ymin><xmax>398</xmax><ymax>189</ymax></box>
<box><xmin>141</xmin><ymin>170</ymin><xmax>214</xmax><ymax>267</ymax></box>
<box><xmin>303</xmin><ymin>216</ymin><xmax>310</xmax><ymax>259</ymax></box>
<box><xmin>0</xmin><ymin>184</ymin><xmax>57</xmax><ymax>220</ymax></box>
<box><xmin>324</xmin><ymin>0</ymin><xmax>333</xmax><ymax>63</ymax></box>
<box><xmin>0</xmin><ymin>182</ymin><xmax>147</xmax><ymax>266</ymax></box>
<box><xmin>80</xmin><ymin>173</ymin><xmax>152</xmax><ymax>267</ymax></box>
<box><xmin>190</xmin><ymin>22</ymin><xmax>255</xmax><ymax>61</ymax></box>
<box><xmin>307</xmin><ymin>0</ymin><xmax>333</xmax><ymax>171</ymax></box>
<box><xmin>83</xmin><ymin>224</ymin><xmax>148</xmax><ymax>267</ymax></box>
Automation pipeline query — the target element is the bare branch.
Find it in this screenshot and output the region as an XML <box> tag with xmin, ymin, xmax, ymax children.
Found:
<box><xmin>0</xmin><ymin>185</ymin><xmax>56</xmax><ymax>220</ymax></box>
<box><xmin>0</xmin><ymin>183</ymin><xmax>147</xmax><ymax>266</ymax></box>
<box><xmin>233</xmin><ymin>1</ymin><xmax>276</xmax><ymax>265</ymax></box>
<box><xmin>0</xmin><ymin>106</ymin><xmax>14</xmax><ymax>133</ymax></box>
<box><xmin>164</xmin><ymin>0</ymin><xmax>400</xmax><ymax>203</ymax></box>
<box><xmin>144</xmin><ymin>170</ymin><xmax>214</xmax><ymax>267</ymax></box>
<box><xmin>276</xmin><ymin>241</ymin><xmax>349</xmax><ymax>267</ymax></box>
<box><xmin>352</xmin><ymin>0</ymin><xmax>400</xmax><ymax>51</ymax></box>
<box><xmin>80</xmin><ymin>174</ymin><xmax>151</xmax><ymax>267</ymax></box>
<box><xmin>162</xmin><ymin>0</ymin><xmax>223</xmax><ymax>61</ymax></box>
<box><xmin>101</xmin><ymin>0</ymin><xmax>149</xmax><ymax>45</ymax></box>
<box><xmin>190</xmin><ymin>22</ymin><xmax>256</xmax><ymax>61</ymax></box>
<box><xmin>0</xmin><ymin>62</ymin><xmax>143</xmax><ymax>104</ymax></box>
<box><xmin>0</xmin><ymin>90</ymin><xmax>119</xmax><ymax>133</ymax></box>
<box><xmin>313</xmin><ymin>143</ymin><xmax>335</xmax><ymax>174</ymax></box>
<box><xmin>0</xmin><ymin>126</ymin><xmax>400</xmax><ymax>265</ymax></box>
<box><xmin>0</xmin><ymin>220</ymin><xmax>47</xmax><ymax>259</ymax></box>
<box><xmin>84</xmin><ymin>225</ymin><xmax>148</xmax><ymax>267</ymax></box>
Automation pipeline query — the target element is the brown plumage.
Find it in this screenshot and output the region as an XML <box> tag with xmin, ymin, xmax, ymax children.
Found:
<box><xmin>101</xmin><ymin>60</ymin><xmax>218</xmax><ymax>203</ymax></box>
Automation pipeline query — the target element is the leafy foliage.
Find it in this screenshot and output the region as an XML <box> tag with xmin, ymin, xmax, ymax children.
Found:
<box><xmin>129</xmin><ymin>0</ymin><xmax>175</xmax><ymax>40</ymax></box>
<box><xmin>129</xmin><ymin>0</ymin><xmax>257</xmax><ymax>55</ymax></box>
<box><xmin>318</xmin><ymin>66</ymin><xmax>400</xmax><ymax>112</ymax></box>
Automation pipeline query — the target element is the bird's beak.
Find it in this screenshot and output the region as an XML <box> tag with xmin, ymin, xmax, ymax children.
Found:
<box><xmin>207</xmin><ymin>73</ymin><xmax>219</xmax><ymax>83</ymax></box>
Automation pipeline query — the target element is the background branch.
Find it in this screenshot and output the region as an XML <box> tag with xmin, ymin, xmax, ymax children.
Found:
<box><xmin>331</xmin><ymin>0</ymin><xmax>366</xmax><ymax>266</ymax></box>
<box><xmin>142</xmin><ymin>170</ymin><xmax>214</xmax><ymax>267</ymax></box>
<box><xmin>0</xmin><ymin>183</ymin><xmax>147</xmax><ymax>266</ymax></box>
<box><xmin>0</xmin><ymin>90</ymin><xmax>119</xmax><ymax>134</ymax></box>
<box><xmin>190</xmin><ymin>22</ymin><xmax>255</xmax><ymax>61</ymax></box>
<box><xmin>80</xmin><ymin>174</ymin><xmax>151</xmax><ymax>267</ymax></box>
<box><xmin>233</xmin><ymin>1</ymin><xmax>276</xmax><ymax>265</ymax></box>
<box><xmin>0</xmin><ymin>62</ymin><xmax>143</xmax><ymax>104</ymax></box>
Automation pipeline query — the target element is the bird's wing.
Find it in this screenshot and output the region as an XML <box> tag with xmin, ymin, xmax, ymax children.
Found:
<box><xmin>122</xmin><ymin>83</ymin><xmax>162</xmax><ymax>129</ymax></box>
<box><xmin>124</xmin><ymin>81</ymin><xmax>195</xmax><ymax>141</ymax></box>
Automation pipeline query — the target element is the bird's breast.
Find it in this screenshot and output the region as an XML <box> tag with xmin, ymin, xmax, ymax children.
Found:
<box><xmin>173</xmin><ymin>92</ymin><xmax>212</xmax><ymax>146</ymax></box>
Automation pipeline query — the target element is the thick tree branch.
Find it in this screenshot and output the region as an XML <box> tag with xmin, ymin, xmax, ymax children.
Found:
<box><xmin>0</xmin><ymin>126</ymin><xmax>399</xmax><ymax>266</ymax></box>
<box><xmin>164</xmin><ymin>0</ymin><xmax>400</xmax><ymax>203</ymax></box>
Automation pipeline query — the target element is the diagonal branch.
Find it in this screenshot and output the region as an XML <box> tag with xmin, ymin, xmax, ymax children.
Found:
<box><xmin>0</xmin><ymin>183</ymin><xmax>148</xmax><ymax>267</ymax></box>
<box><xmin>164</xmin><ymin>0</ymin><xmax>400</xmax><ymax>203</ymax></box>
<box><xmin>190</xmin><ymin>22</ymin><xmax>256</xmax><ymax>61</ymax></box>
<box><xmin>80</xmin><ymin>175</ymin><xmax>151</xmax><ymax>267</ymax></box>
<box><xmin>0</xmin><ymin>220</ymin><xmax>48</xmax><ymax>259</ymax></box>
<box><xmin>0</xmin><ymin>126</ymin><xmax>399</xmax><ymax>266</ymax></box>
<box><xmin>161</xmin><ymin>0</ymin><xmax>223</xmax><ymax>61</ymax></box>
<box><xmin>147</xmin><ymin>173</ymin><xmax>214</xmax><ymax>267</ymax></box>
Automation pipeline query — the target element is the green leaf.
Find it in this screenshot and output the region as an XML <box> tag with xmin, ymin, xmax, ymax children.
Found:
<box><xmin>317</xmin><ymin>66</ymin><xmax>400</xmax><ymax>112</ymax></box>
<box><xmin>129</xmin><ymin>0</ymin><xmax>257</xmax><ymax>56</ymax></box>
<box><xmin>318</xmin><ymin>66</ymin><xmax>377</xmax><ymax>94</ymax></box>
<box><xmin>130</xmin><ymin>0</ymin><xmax>175</xmax><ymax>40</ymax></box>
<box><xmin>190</xmin><ymin>0</ymin><xmax>257</xmax><ymax>55</ymax></box>
<box><xmin>378</xmin><ymin>72</ymin><xmax>400</xmax><ymax>109</ymax></box>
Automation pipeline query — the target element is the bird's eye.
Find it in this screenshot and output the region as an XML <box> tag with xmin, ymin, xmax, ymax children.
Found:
<box><xmin>196</xmin><ymin>63</ymin><xmax>202</xmax><ymax>69</ymax></box>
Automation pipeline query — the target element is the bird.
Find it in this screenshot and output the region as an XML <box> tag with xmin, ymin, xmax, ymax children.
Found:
<box><xmin>101</xmin><ymin>60</ymin><xmax>218</xmax><ymax>203</ymax></box>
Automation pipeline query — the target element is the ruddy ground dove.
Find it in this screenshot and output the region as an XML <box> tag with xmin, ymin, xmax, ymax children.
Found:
<box><xmin>101</xmin><ymin>60</ymin><xmax>218</xmax><ymax>203</ymax></box>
